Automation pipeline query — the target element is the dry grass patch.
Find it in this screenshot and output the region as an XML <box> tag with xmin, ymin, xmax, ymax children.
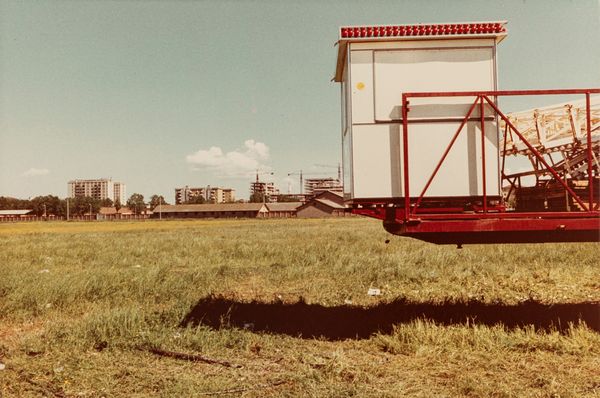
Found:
<box><xmin>0</xmin><ymin>218</ymin><xmax>598</xmax><ymax>397</ymax></box>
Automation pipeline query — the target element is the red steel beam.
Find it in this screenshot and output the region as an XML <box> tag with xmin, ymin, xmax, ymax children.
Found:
<box><xmin>480</xmin><ymin>96</ymin><xmax>488</xmax><ymax>212</ymax></box>
<box><xmin>586</xmin><ymin>93</ymin><xmax>594</xmax><ymax>211</ymax></box>
<box><xmin>402</xmin><ymin>94</ymin><xmax>410</xmax><ymax>220</ymax></box>
<box><xmin>354</xmin><ymin>206</ymin><xmax>599</xmax><ymax>222</ymax></box>
<box><xmin>501</xmin><ymin>123</ymin><xmax>509</xmax><ymax>177</ymax></box>
<box><xmin>391</xmin><ymin>217</ymin><xmax>600</xmax><ymax>244</ymax></box>
<box><xmin>393</xmin><ymin>210</ymin><xmax>599</xmax><ymax>220</ymax></box>
<box><xmin>400</xmin><ymin>218</ymin><xmax>600</xmax><ymax>233</ymax></box>
<box><xmin>404</xmin><ymin>88</ymin><xmax>600</xmax><ymax>97</ymax></box>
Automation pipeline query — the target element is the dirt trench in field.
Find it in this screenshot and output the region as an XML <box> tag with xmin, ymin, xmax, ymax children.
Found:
<box><xmin>181</xmin><ymin>296</ymin><xmax>599</xmax><ymax>340</ymax></box>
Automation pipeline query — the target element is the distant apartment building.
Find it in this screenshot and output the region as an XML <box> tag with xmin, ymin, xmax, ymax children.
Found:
<box><xmin>304</xmin><ymin>178</ymin><xmax>343</xmax><ymax>196</ymax></box>
<box><xmin>68</xmin><ymin>179</ymin><xmax>126</xmax><ymax>203</ymax></box>
<box><xmin>213</xmin><ymin>187</ymin><xmax>235</xmax><ymax>203</ymax></box>
<box><xmin>250</xmin><ymin>181</ymin><xmax>279</xmax><ymax>202</ymax></box>
<box><xmin>113</xmin><ymin>182</ymin><xmax>126</xmax><ymax>204</ymax></box>
<box><xmin>175</xmin><ymin>186</ymin><xmax>235</xmax><ymax>204</ymax></box>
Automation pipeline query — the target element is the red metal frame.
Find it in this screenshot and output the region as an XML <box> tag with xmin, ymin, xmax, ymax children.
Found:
<box><xmin>356</xmin><ymin>88</ymin><xmax>600</xmax><ymax>244</ymax></box>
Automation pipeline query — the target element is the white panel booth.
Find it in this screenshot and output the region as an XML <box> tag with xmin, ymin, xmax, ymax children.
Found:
<box><xmin>335</xmin><ymin>27</ymin><xmax>506</xmax><ymax>202</ymax></box>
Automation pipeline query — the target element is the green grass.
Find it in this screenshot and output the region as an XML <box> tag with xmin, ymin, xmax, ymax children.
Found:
<box><xmin>0</xmin><ymin>218</ymin><xmax>598</xmax><ymax>397</ymax></box>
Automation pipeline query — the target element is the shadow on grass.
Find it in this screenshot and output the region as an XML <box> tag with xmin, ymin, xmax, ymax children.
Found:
<box><xmin>180</xmin><ymin>296</ymin><xmax>599</xmax><ymax>340</ymax></box>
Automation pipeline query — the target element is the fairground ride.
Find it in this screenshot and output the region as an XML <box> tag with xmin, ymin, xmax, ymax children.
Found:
<box><xmin>334</xmin><ymin>22</ymin><xmax>599</xmax><ymax>245</ymax></box>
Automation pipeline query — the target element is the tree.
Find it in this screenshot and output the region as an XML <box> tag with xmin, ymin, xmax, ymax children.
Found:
<box><xmin>126</xmin><ymin>193</ymin><xmax>146</xmax><ymax>215</ymax></box>
<box><xmin>71</xmin><ymin>196</ymin><xmax>101</xmax><ymax>216</ymax></box>
<box><xmin>99</xmin><ymin>198</ymin><xmax>113</xmax><ymax>208</ymax></box>
<box><xmin>148</xmin><ymin>195</ymin><xmax>168</xmax><ymax>210</ymax></box>
<box><xmin>184</xmin><ymin>195</ymin><xmax>205</xmax><ymax>204</ymax></box>
<box><xmin>30</xmin><ymin>195</ymin><xmax>64</xmax><ymax>217</ymax></box>
<box><xmin>249</xmin><ymin>192</ymin><xmax>268</xmax><ymax>203</ymax></box>
<box><xmin>114</xmin><ymin>198</ymin><xmax>122</xmax><ymax>212</ymax></box>
<box><xmin>0</xmin><ymin>195</ymin><xmax>89</xmax><ymax>218</ymax></box>
<box><xmin>57</xmin><ymin>198</ymin><xmax>69</xmax><ymax>217</ymax></box>
<box><xmin>71</xmin><ymin>197</ymin><xmax>86</xmax><ymax>216</ymax></box>
<box><xmin>0</xmin><ymin>196</ymin><xmax>31</xmax><ymax>210</ymax></box>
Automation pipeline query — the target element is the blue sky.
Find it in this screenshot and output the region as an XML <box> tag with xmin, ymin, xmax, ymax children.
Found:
<box><xmin>1</xmin><ymin>0</ymin><xmax>598</xmax><ymax>201</ymax></box>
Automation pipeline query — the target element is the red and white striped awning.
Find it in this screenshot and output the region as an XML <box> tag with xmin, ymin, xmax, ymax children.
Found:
<box><xmin>339</xmin><ymin>22</ymin><xmax>507</xmax><ymax>39</ymax></box>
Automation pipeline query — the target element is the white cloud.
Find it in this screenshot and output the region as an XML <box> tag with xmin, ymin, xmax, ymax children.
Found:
<box><xmin>23</xmin><ymin>167</ymin><xmax>50</xmax><ymax>177</ymax></box>
<box><xmin>186</xmin><ymin>139</ymin><xmax>271</xmax><ymax>178</ymax></box>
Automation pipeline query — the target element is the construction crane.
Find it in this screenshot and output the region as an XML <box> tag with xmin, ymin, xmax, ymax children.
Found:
<box><xmin>288</xmin><ymin>170</ymin><xmax>335</xmax><ymax>194</ymax></box>
<box><xmin>255</xmin><ymin>169</ymin><xmax>273</xmax><ymax>183</ymax></box>
<box><xmin>314</xmin><ymin>163</ymin><xmax>342</xmax><ymax>181</ymax></box>
<box><xmin>250</xmin><ymin>169</ymin><xmax>275</xmax><ymax>202</ymax></box>
<box><xmin>287</xmin><ymin>170</ymin><xmax>303</xmax><ymax>194</ymax></box>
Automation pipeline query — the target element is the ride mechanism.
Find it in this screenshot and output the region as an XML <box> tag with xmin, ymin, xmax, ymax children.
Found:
<box><xmin>333</xmin><ymin>22</ymin><xmax>599</xmax><ymax>245</ymax></box>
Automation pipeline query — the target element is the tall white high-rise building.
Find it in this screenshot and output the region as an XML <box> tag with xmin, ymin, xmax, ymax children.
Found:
<box><xmin>112</xmin><ymin>182</ymin><xmax>127</xmax><ymax>204</ymax></box>
<box><xmin>68</xmin><ymin>179</ymin><xmax>126</xmax><ymax>203</ymax></box>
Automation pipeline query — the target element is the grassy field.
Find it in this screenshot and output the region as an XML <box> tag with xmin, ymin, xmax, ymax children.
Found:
<box><xmin>0</xmin><ymin>218</ymin><xmax>598</xmax><ymax>397</ymax></box>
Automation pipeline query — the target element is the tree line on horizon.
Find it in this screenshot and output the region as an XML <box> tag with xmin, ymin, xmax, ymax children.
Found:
<box><xmin>0</xmin><ymin>194</ymin><xmax>169</xmax><ymax>217</ymax></box>
<box><xmin>0</xmin><ymin>191</ymin><xmax>300</xmax><ymax>216</ymax></box>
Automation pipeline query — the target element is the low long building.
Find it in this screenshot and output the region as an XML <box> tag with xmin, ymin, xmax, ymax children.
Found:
<box><xmin>97</xmin><ymin>206</ymin><xmax>134</xmax><ymax>220</ymax></box>
<box><xmin>150</xmin><ymin>192</ymin><xmax>349</xmax><ymax>220</ymax></box>
<box><xmin>265</xmin><ymin>202</ymin><xmax>303</xmax><ymax>218</ymax></box>
<box><xmin>0</xmin><ymin>209</ymin><xmax>34</xmax><ymax>218</ymax></box>
<box><xmin>151</xmin><ymin>203</ymin><xmax>268</xmax><ymax>219</ymax></box>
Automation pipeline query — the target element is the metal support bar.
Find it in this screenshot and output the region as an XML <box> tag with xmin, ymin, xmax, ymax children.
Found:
<box><xmin>404</xmin><ymin>88</ymin><xmax>600</xmax><ymax>98</ymax></box>
<box><xmin>402</xmin><ymin>94</ymin><xmax>410</xmax><ymax>220</ymax></box>
<box><xmin>586</xmin><ymin>93</ymin><xmax>594</xmax><ymax>211</ymax></box>
<box><xmin>501</xmin><ymin>123</ymin><xmax>509</xmax><ymax>195</ymax></box>
<box><xmin>503</xmin><ymin>173</ymin><xmax>517</xmax><ymax>202</ymax></box>
<box><xmin>480</xmin><ymin>96</ymin><xmax>487</xmax><ymax>212</ymax></box>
